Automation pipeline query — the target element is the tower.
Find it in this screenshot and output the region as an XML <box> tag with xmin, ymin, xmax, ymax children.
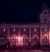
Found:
<box><xmin>39</xmin><ymin>3</ymin><xmax>50</xmax><ymax>24</ymax></box>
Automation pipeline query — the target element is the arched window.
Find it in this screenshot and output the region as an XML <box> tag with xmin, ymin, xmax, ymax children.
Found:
<box><xmin>33</xmin><ymin>36</ymin><xmax>37</xmax><ymax>43</ymax></box>
<box><xmin>44</xmin><ymin>36</ymin><xmax>47</xmax><ymax>43</ymax></box>
<box><xmin>12</xmin><ymin>36</ymin><xmax>15</xmax><ymax>40</ymax></box>
<box><xmin>23</xmin><ymin>36</ymin><xmax>26</xmax><ymax>43</ymax></box>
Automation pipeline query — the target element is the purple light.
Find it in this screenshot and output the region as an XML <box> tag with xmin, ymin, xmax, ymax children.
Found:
<box><xmin>4</xmin><ymin>29</ymin><xmax>5</xmax><ymax>31</ymax></box>
<box><xmin>34</xmin><ymin>29</ymin><xmax>36</xmax><ymax>32</ymax></box>
<box><xmin>24</xmin><ymin>29</ymin><xmax>26</xmax><ymax>31</ymax></box>
<box><xmin>14</xmin><ymin>29</ymin><xmax>15</xmax><ymax>31</ymax></box>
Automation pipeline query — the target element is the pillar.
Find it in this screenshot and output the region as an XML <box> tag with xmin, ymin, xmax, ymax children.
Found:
<box><xmin>49</xmin><ymin>27</ymin><xmax>50</xmax><ymax>45</ymax></box>
<box><xmin>40</xmin><ymin>27</ymin><xmax>42</xmax><ymax>46</ymax></box>
<box><xmin>7</xmin><ymin>25</ymin><xmax>10</xmax><ymax>43</ymax></box>
<box><xmin>18</xmin><ymin>28</ymin><xmax>20</xmax><ymax>46</ymax></box>
<box><xmin>29</xmin><ymin>28</ymin><xmax>31</xmax><ymax>43</ymax></box>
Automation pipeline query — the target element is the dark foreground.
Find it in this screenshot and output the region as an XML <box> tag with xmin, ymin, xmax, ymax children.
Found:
<box><xmin>0</xmin><ymin>49</ymin><xmax>50</xmax><ymax>52</ymax></box>
<box><xmin>0</xmin><ymin>45</ymin><xmax>50</xmax><ymax>52</ymax></box>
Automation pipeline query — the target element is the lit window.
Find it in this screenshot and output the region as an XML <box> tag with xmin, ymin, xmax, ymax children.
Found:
<box><xmin>2</xmin><ymin>28</ymin><xmax>6</xmax><ymax>33</ymax></box>
<box><xmin>44</xmin><ymin>28</ymin><xmax>47</xmax><ymax>33</ymax></box>
<box><xmin>14</xmin><ymin>29</ymin><xmax>15</xmax><ymax>31</ymax></box>
<box><xmin>4</xmin><ymin>29</ymin><xmax>5</xmax><ymax>31</ymax></box>
<box><xmin>34</xmin><ymin>28</ymin><xmax>37</xmax><ymax>32</ymax></box>
<box><xmin>13</xmin><ymin>28</ymin><xmax>16</xmax><ymax>32</ymax></box>
<box><xmin>23</xmin><ymin>28</ymin><xmax>26</xmax><ymax>32</ymax></box>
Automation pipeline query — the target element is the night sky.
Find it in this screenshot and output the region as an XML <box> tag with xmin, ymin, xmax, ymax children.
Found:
<box><xmin>0</xmin><ymin>0</ymin><xmax>50</xmax><ymax>22</ymax></box>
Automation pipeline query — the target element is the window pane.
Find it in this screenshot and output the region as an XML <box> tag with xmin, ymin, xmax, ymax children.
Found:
<box><xmin>34</xmin><ymin>29</ymin><xmax>37</xmax><ymax>32</ymax></box>
<box><xmin>2</xmin><ymin>28</ymin><xmax>6</xmax><ymax>33</ymax></box>
<box><xmin>25</xmin><ymin>38</ymin><xmax>26</xmax><ymax>42</ymax></box>
<box><xmin>44</xmin><ymin>36</ymin><xmax>47</xmax><ymax>43</ymax></box>
<box><xmin>23</xmin><ymin>38</ymin><xmax>24</xmax><ymax>43</ymax></box>
<box><xmin>23</xmin><ymin>28</ymin><xmax>26</xmax><ymax>33</ymax></box>
<box><xmin>13</xmin><ymin>28</ymin><xmax>16</xmax><ymax>33</ymax></box>
<box><xmin>44</xmin><ymin>29</ymin><xmax>47</xmax><ymax>33</ymax></box>
<box><xmin>34</xmin><ymin>36</ymin><xmax>37</xmax><ymax>43</ymax></box>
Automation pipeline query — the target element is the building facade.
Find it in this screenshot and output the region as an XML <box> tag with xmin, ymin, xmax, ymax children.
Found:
<box><xmin>0</xmin><ymin>3</ymin><xmax>50</xmax><ymax>47</ymax></box>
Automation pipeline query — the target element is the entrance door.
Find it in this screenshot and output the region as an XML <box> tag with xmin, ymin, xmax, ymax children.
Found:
<box><xmin>23</xmin><ymin>36</ymin><xmax>26</xmax><ymax>46</ymax></box>
<box><xmin>12</xmin><ymin>36</ymin><xmax>16</xmax><ymax>46</ymax></box>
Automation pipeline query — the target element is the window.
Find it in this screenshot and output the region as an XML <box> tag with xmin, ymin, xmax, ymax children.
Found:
<box><xmin>23</xmin><ymin>36</ymin><xmax>26</xmax><ymax>43</ymax></box>
<box><xmin>44</xmin><ymin>36</ymin><xmax>47</xmax><ymax>43</ymax></box>
<box><xmin>23</xmin><ymin>38</ymin><xmax>24</xmax><ymax>43</ymax></box>
<box><xmin>44</xmin><ymin>19</ymin><xmax>47</xmax><ymax>23</ymax></box>
<box><xmin>2</xmin><ymin>28</ymin><xmax>6</xmax><ymax>33</ymax></box>
<box><xmin>44</xmin><ymin>28</ymin><xmax>47</xmax><ymax>33</ymax></box>
<box><xmin>34</xmin><ymin>28</ymin><xmax>37</xmax><ymax>32</ymax></box>
<box><xmin>12</xmin><ymin>36</ymin><xmax>15</xmax><ymax>40</ymax></box>
<box><xmin>44</xmin><ymin>12</ymin><xmax>47</xmax><ymax>14</ymax></box>
<box><xmin>34</xmin><ymin>36</ymin><xmax>37</xmax><ymax>43</ymax></box>
<box><xmin>13</xmin><ymin>28</ymin><xmax>16</xmax><ymax>33</ymax></box>
<box><xmin>25</xmin><ymin>38</ymin><xmax>26</xmax><ymax>42</ymax></box>
<box><xmin>23</xmin><ymin>28</ymin><xmax>26</xmax><ymax>32</ymax></box>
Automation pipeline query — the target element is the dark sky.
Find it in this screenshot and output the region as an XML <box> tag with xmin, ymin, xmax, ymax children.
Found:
<box><xmin>0</xmin><ymin>0</ymin><xmax>50</xmax><ymax>22</ymax></box>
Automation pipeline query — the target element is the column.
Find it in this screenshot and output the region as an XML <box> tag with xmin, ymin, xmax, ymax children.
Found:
<box><xmin>7</xmin><ymin>25</ymin><xmax>10</xmax><ymax>42</ymax></box>
<box><xmin>29</xmin><ymin>28</ymin><xmax>31</xmax><ymax>42</ymax></box>
<box><xmin>49</xmin><ymin>27</ymin><xmax>50</xmax><ymax>45</ymax></box>
<box><xmin>18</xmin><ymin>28</ymin><xmax>20</xmax><ymax>46</ymax></box>
<box><xmin>40</xmin><ymin>27</ymin><xmax>42</xmax><ymax>46</ymax></box>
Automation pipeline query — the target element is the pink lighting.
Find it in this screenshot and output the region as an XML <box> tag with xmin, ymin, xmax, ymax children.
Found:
<box><xmin>14</xmin><ymin>37</ymin><xmax>15</xmax><ymax>39</ymax></box>
<box><xmin>16</xmin><ymin>37</ymin><xmax>17</xmax><ymax>38</ymax></box>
